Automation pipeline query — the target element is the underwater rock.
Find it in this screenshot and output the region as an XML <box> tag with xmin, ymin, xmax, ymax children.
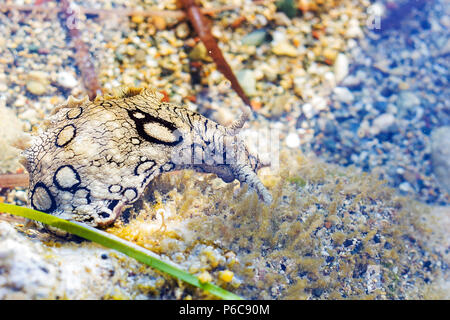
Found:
<box><xmin>241</xmin><ymin>30</ymin><xmax>267</xmax><ymax>46</ymax></box>
<box><xmin>275</xmin><ymin>0</ymin><xmax>297</xmax><ymax>19</ymax></box>
<box><xmin>371</xmin><ymin>113</ymin><xmax>396</xmax><ymax>135</ymax></box>
<box><xmin>237</xmin><ymin>69</ymin><xmax>257</xmax><ymax>96</ymax></box>
<box><xmin>272</xmin><ymin>41</ymin><xmax>298</xmax><ymax>57</ymax></box>
<box><xmin>0</xmin><ymin>103</ymin><xmax>25</xmax><ymax>173</ymax></box>
<box><xmin>285</xmin><ymin>132</ymin><xmax>301</xmax><ymax>148</ymax></box>
<box><xmin>26</xmin><ymin>71</ymin><xmax>49</xmax><ymax>96</ymax></box>
<box><xmin>430</xmin><ymin>126</ymin><xmax>450</xmax><ymax>193</ymax></box>
<box><xmin>188</xmin><ymin>42</ymin><xmax>212</xmax><ymax>62</ymax></box>
<box><xmin>334</xmin><ymin>53</ymin><xmax>349</xmax><ymax>83</ymax></box>
<box><xmin>175</xmin><ymin>22</ymin><xmax>190</xmax><ymax>39</ymax></box>
<box><xmin>26</xmin><ymin>81</ymin><xmax>47</xmax><ymax>96</ymax></box>
<box><xmin>0</xmin><ymin>221</ymin><xmax>58</xmax><ymax>299</ymax></box>
<box><xmin>0</xmin><ymin>220</ymin><xmax>140</xmax><ymax>299</ymax></box>
<box><xmin>56</xmin><ymin>71</ymin><xmax>78</xmax><ymax>89</ymax></box>
<box><xmin>333</xmin><ymin>87</ymin><xmax>354</xmax><ymax>104</ymax></box>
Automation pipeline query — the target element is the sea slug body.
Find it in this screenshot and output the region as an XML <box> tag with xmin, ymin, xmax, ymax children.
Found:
<box><xmin>21</xmin><ymin>87</ymin><xmax>272</xmax><ymax>227</ymax></box>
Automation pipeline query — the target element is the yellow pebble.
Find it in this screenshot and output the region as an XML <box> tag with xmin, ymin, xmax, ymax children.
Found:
<box><xmin>153</xmin><ymin>16</ymin><xmax>167</xmax><ymax>31</ymax></box>
<box><xmin>131</xmin><ymin>15</ymin><xmax>144</xmax><ymax>24</ymax></box>
<box><xmin>219</xmin><ymin>270</ymin><xmax>234</xmax><ymax>283</ymax></box>
<box><xmin>323</xmin><ymin>48</ymin><xmax>338</xmax><ymax>62</ymax></box>
<box><xmin>50</xmin><ymin>96</ymin><xmax>59</xmax><ymax>105</ymax></box>
<box><xmin>198</xmin><ymin>271</ymin><xmax>213</xmax><ymax>284</ymax></box>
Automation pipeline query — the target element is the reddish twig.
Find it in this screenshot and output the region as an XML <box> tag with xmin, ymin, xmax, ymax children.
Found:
<box><xmin>0</xmin><ymin>173</ymin><xmax>29</xmax><ymax>188</ymax></box>
<box><xmin>59</xmin><ymin>0</ymin><xmax>102</xmax><ymax>100</ymax></box>
<box><xmin>180</xmin><ymin>0</ymin><xmax>252</xmax><ymax>111</ymax></box>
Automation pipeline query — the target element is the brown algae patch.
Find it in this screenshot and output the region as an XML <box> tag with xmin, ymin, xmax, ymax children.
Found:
<box><xmin>105</xmin><ymin>149</ymin><xmax>447</xmax><ymax>299</ymax></box>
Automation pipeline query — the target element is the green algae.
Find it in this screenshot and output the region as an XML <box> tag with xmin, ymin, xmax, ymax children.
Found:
<box><xmin>113</xmin><ymin>148</ymin><xmax>446</xmax><ymax>300</ymax></box>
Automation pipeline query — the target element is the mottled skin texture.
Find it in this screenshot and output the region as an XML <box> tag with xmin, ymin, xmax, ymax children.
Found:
<box><xmin>22</xmin><ymin>87</ymin><xmax>272</xmax><ymax>227</ymax></box>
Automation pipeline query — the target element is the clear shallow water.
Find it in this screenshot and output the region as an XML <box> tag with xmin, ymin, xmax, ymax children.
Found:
<box><xmin>0</xmin><ymin>0</ymin><xmax>448</xmax><ymax>300</ymax></box>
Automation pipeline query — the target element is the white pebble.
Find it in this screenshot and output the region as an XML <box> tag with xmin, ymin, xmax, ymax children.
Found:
<box><xmin>57</xmin><ymin>71</ymin><xmax>78</xmax><ymax>89</ymax></box>
<box><xmin>399</xmin><ymin>182</ymin><xmax>414</xmax><ymax>193</ymax></box>
<box><xmin>15</xmin><ymin>190</ymin><xmax>28</xmax><ymax>203</ymax></box>
<box><xmin>334</xmin><ymin>53</ymin><xmax>349</xmax><ymax>83</ymax></box>
<box><xmin>372</xmin><ymin>113</ymin><xmax>396</xmax><ymax>134</ymax></box>
<box><xmin>302</xmin><ymin>103</ymin><xmax>314</xmax><ymax>119</ymax></box>
<box><xmin>333</xmin><ymin>87</ymin><xmax>354</xmax><ymax>104</ymax></box>
<box><xmin>285</xmin><ymin>132</ymin><xmax>301</xmax><ymax>148</ymax></box>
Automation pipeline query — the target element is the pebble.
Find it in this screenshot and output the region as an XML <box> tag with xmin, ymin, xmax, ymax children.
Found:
<box><xmin>56</xmin><ymin>71</ymin><xmax>78</xmax><ymax>89</ymax></box>
<box><xmin>397</xmin><ymin>91</ymin><xmax>421</xmax><ymax>110</ymax></box>
<box><xmin>334</xmin><ymin>53</ymin><xmax>349</xmax><ymax>83</ymax></box>
<box><xmin>131</xmin><ymin>15</ymin><xmax>144</xmax><ymax>24</ymax></box>
<box><xmin>333</xmin><ymin>87</ymin><xmax>354</xmax><ymax>104</ymax></box>
<box><xmin>135</xmin><ymin>49</ymin><xmax>147</xmax><ymax>63</ymax></box>
<box><xmin>175</xmin><ymin>23</ymin><xmax>190</xmax><ymax>39</ymax></box>
<box><xmin>26</xmin><ymin>80</ymin><xmax>47</xmax><ymax>95</ymax></box>
<box><xmin>15</xmin><ymin>190</ymin><xmax>28</xmax><ymax>203</ymax></box>
<box><xmin>188</xmin><ymin>42</ymin><xmax>212</xmax><ymax>62</ymax></box>
<box><xmin>237</xmin><ymin>69</ymin><xmax>257</xmax><ymax>96</ymax></box>
<box><xmin>272</xmin><ymin>42</ymin><xmax>298</xmax><ymax>57</ymax></box>
<box><xmin>302</xmin><ymin>103</ymin><xmax>315</xmax><ymax>119</ymax></box>
<box><xmin>399</xmin><ymin>182</ymin><xmax>414</xmax><ymax>193</ymax></box>
<box><xmin>430</xmin><ymin>126</ymin><xmax>450</xmax><ymax>193</ymax></box>
<box><xmin>372</xmin><ymin>113</ymin><xmax>396</xmax><ymax>134</ymax></box>
<box><xmin>241</xmin><ymin>29</ymin><xmax>267</xmax><ymax>46</ymax></box>
<box><xmin>285</xmin><ymin>132</ymin><xmax>301</xmax><ymax>148</ymax></box>
<box><xmin>152</xmin><ymin>16</ymin><xmax>167</xmax><ymax>31</ymax></box>
<box><xmin>346</xmin><ymin>19</ymin><xmax>364</xmax><ymax>38</ymax></box>
<box><xmin>323</xmin><ymin>48</ymin><xmax>338</xmax><ymax>63</ymax></box>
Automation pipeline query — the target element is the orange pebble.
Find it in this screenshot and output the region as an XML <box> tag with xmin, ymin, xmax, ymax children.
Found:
<box><xmin>231</xmin><ymin>16</ymin><xmax>246</xmax><ymax>28</ymax></box>
<box><xmin>16</xmin><ymin>167</ymin><xmax>24</xmax><ymax>174</ymax></box>
<box><xmin>186</xmin><ymin>95</ymin><xmax>196</xmax><ymax>103</ymax></box>
<box><xmin>312</xmin><ymin>30</ymin><xmax>321</xmax><ymax>40</ymax></box>
<box><xmin>159</xmin><ymin>90</ymin><xmax>170</xmax><ymax>102</ymax></box>
<box><xmin>250</xmin><ymin>100</ymin><xmax>262</xmax><ymax>111</ymax></box>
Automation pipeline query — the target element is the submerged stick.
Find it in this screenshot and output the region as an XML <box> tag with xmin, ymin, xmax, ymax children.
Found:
<box><xmin>0</xmin><ymin>173</ymin><xmax>29</xmax><ymax>188</ymax></box>
<box><xmin>180</xmin><ymin>0</ymin><xmax>253</xmax><ymax>117</ymax></box>
<box><xmin>59</xmin><ymin>0</ymin><xmax>102</xmax><ymax>100</ymax></box>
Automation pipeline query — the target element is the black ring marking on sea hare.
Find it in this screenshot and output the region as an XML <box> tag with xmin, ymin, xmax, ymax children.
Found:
<box><xmin>31</xmin><ymin>182</ymin><xmax>57</xmax><ymax>213</ymax></box>
<box><xmin>66</xmin><ymin>107</ymin><xmax>83</xmax><ymax>120</ymax></box>
<box><xmin>55</xmin><ymin>124</ymin><xmax>76</xmax><ymax>147</ymax></box>
<box><xmin>53</xmin><ymin>165</ymin><xmax>81</xmax><ymax>192</ymax></box>
<box><xmin>134</xmin><ymin>160</ymin><xmax>156</xmax><ymax>176</ymax></box>
<box><xmin>108</xmin><ymin>184</ymin><xmax>123</xmax><ymax>193</ymax></box>
<box><xmin>162</xmin><ymin>161</ymin><xmax>175</xmax><ymax>172</ymax></box>
<box><xmin>122</xmin><ymin>187</ymin><xmax>138</xmax><ymax>202</ymax></box>
<box><xmin>130</xmin><ymin>137</ymin><xmax>141</xmax><ymax>145</ymax></box>
<box><xmin>127</xmin><ymin>109</ymin><xmax>183</xmax><ymax>146</ymax></box>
